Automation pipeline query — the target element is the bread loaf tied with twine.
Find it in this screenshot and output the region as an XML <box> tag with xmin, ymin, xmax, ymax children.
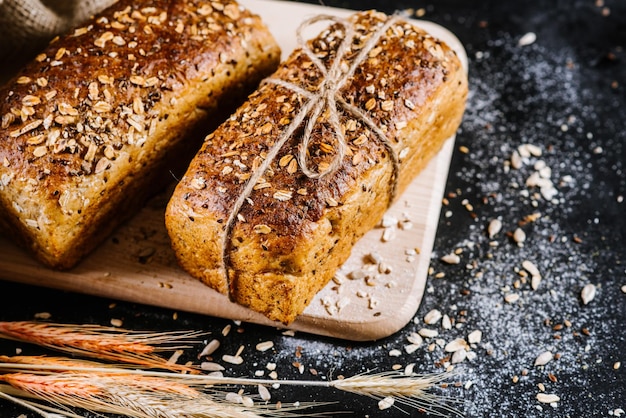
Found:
<box><xmin>165</xmin><ymin>10</ymin><xmax>468</xmax><ymax>324</ymax></box>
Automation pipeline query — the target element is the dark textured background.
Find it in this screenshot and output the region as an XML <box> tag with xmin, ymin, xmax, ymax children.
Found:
<box><xmin>1</xmin><ymin>0</ymin><xmax>625</xmax><ymax>417</ymax></box>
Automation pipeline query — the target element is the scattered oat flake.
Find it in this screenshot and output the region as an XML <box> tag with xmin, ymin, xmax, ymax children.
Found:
<box><xmin>225</xmin><ymin>392</ymin><xmax>242</xmax><ymax>404</ymax></box>
<box><xmin>467</xmin><ymin>330</ymin><xmax>482</xmax><ymax>344</ymax></box>
<box><xmin>534</xmin><ymin>351</ymin><xmax>553</xmax><ymax>366</ymax></box>
<box><xmin>33</xmin><ymin>312</ymin><xmax>52</xmax><ymax>320</ymax></box>
<box><xmin>381</xmin><ymin>227</ymin><xmax>396</xmax><ymax>242</ymax></box>
<box><xmin>404</xmin><ymin>363</ymin><xmax>416</xmax><ymax>376</ymax></box>
<box><xmin>405</xmin><ymin>344</ymin><xmax>421</xmax><ymax>354</ymax></box>
<box><xmin>581</xmin><ymin>283</ymin><xmax>596</xmax><ymax>305</ymax></box>
<box><xmin>621</xmin><ymin>285</ymin><xmax>626</xmax><ymax>294</ymax></box>
<box><xmin>389</xmin><ymin>349</ymin><xmax>402</xmax><ymax>357</ymax></box>
<box><xmin>536</xmin><ymin>393</ymin><xmax>560</xmax><ymax>404</ymax></box>
<box><xmin>441</xmin><ymin>253</ymin><xmax>461</xmax><ymax>264</ymax></box>
<box><xmin>424</xmin><ymin>309</ymin><xmax>442</xmax><ymax>325</ymax></box>
<box><xmin>418</xmin><ymin>328</ymin><xmax>438</xmax><ymax>338</ymax></box>
<box><xmin>451</xmin><ymin>349</ymin><xmax>467</xmax><ymax>364</ymax></box>
<box><xmin>110</xmin><ymin>318</ymin><xmax>123</xmax><ymax>327</ymax></box>
<box><xmin>445</xmin><ymin>338</ymin><xmax>468</xmax><ymax>353</ymax></box>
<box><xmin>407</xmin><ymin>332</ymin><xmax>423</xmax><ymax>346</ymax></box>
<box><xmin>504</xmin><ymin>293</ymin><xmax>520</xmax><ymax>304</ymax></box>
<box><xmin>258</xmin><ymin>385</ymin><xmax>271</xmax><ymax>401</ymax></box>
<box><xmin>518</xmin><ymin>32</ymin><xmax>537</xmax><ymax>46</ymax></box>
<box><xmin>378</xmin><ymin>396</ymin><xmax>394</xmax><ymax>410</ymax></box>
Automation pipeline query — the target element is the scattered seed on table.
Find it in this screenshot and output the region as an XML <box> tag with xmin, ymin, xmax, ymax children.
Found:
<box><xmin>534</xmin><ymin>351</ymin><xmax>553</xmax><ymax>366</ymax></box>
<box><xmin>581</xmin><ymin>283</ymin><xmax>596</xmax><ymax>305</ymax></box>
<box><xmin>536</xmin><ymin>393</ymin><xmax>560</xmax><ymax>404</ymax></box>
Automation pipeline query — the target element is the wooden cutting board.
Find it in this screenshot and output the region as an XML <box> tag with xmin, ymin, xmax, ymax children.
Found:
<box><xmin>0</xmin><ymin>0</ymin><xmax>467</xmax><ymax>341</ymax></box>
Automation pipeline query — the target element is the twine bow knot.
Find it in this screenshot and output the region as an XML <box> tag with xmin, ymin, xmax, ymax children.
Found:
<box><xmin>264</xmin><ymin>14</ymin><xmax>401</xmax><ymax>180</ymax></box>
<box><xmin>222</xmin><ymin>13</ymin><xmax>403</xmax><ymax>279</ymax></box>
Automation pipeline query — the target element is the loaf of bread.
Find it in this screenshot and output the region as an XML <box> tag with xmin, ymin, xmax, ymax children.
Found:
<box><xmin>0</xmin><ymin>0</ymin><xmax>281</xmax><ymax>269</ymax></box>
<box><xmin>165</xmin><ymin>11</ymin><xmax>468</xmax><ymax>324</ymax></box>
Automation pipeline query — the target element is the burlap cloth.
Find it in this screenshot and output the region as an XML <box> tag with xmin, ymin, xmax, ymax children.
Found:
<box><xmin>0</xmin><ymin>0</ymin><xmax>117</xmax><ymax>79</ymax></box>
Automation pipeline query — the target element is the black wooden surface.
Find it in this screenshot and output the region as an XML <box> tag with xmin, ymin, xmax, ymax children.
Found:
<box><xmin>1</xmin><ymin>0</ymin><xmax>625</xmax><ymax>417</ymax></box>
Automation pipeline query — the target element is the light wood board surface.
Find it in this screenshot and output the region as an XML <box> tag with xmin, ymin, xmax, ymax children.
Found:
<box><xmin>0</xmin><ymin>0</ymin><xmax>467</xmax><ymax>341</ymax></box>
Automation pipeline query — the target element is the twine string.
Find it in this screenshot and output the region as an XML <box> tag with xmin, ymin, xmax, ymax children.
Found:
<box><xmin>221</xmin><ymin>14</ymin><xmax>402</xmax><ymax>284</ymax></box>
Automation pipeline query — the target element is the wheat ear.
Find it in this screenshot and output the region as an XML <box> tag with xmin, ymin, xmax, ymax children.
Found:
<box><xmin>0</xmin><ymin>371</ymin><xmax>314</xmax><ymax>418</ymax></box>
<box><xmin>0</xmin><ymin>357</ymin><xmax>330</xmax><ymax>418</ymax></box>
<box><xmin>0</xmin><ymin>321</ymin><xmax>203</xmax><ymax>372</ymax></box>
<box><xmin>0</xmin><ymin>361</ymin><xmax>462</xmax><ymax>416</ymax></box>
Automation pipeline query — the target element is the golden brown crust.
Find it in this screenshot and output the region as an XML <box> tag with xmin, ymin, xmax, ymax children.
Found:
<box><xmin>0</xmin><ymin>0</ymin><xmax>281</xmax><ymax>269</ymax></box>
<box><xmin>165</xmin><ymin>10</ymin><xmax>468</xmax><ymax>323</ymax></box>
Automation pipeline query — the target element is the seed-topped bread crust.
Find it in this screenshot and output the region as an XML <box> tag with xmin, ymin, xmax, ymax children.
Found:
<box><xmin>0</xmin><ymin>0</ymin><xmax>281</xmax><ymax>268</ymax></box>
<box><xmin>165</xmin><ymin>11</ymin><xmax>468</xmax><ymax>324</ymax></box>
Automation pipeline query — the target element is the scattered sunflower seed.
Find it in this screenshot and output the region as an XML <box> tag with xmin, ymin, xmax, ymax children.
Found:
<box><xmin>513</xmin><ymin>228</ymin><xmax>526</xmax><ymax>245</ymax></box>
<box><xmin>488</xmin><ymin>219</ymin><xmax>502</xmax><ymax>238</ymax></box>
<box><xmin>404</xmin><ymin>363</ymin><xmax>416</xmax><ymax>376</ymax></box>
<box><xmin>522</xmin><ymin>260</ymin><xmax>540</xmax><ymax>277</ymax></box>
<box><xmin>198</xmin><ymin>339</ymin><xmax>220</xmax><ymax>358</ymax></box>
<box><xmin>441</xmin><ymin>314</ymin><xmax>452</xmax><ymax>330</ymax></box>
<box><xmin>256</xmin><ymin>341</ymin><xmax>274</xmax><ymax>352</ymax></box>
<box><xmin>201</xmin><ymin>362</ymin><xmax>225</xmax><ymax>372</ymax></box>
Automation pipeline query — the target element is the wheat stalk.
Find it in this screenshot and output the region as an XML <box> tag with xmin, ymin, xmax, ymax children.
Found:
<box><xmin>0</xmin><ymin>321</ymin><xmax>203</xmax><ymax>372</ymax></box>
<box><xmin>0</xmin><ymin>320</ymin><xmax>462</xmax><ymax>416</ymax></box>
<box><xmin>0</xmin><ymin>359</ymin><xmax>462</xmax><ymax>417</ymax></box>
<box><xmin>0</xmin><ymin>370</ymin><xmax>310</xmax><ymax>418</ymax></box>
<box><xmin>0</xmin><ymin>356</ymin><xmax>330</xmax><ymax>418</ymax></box>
